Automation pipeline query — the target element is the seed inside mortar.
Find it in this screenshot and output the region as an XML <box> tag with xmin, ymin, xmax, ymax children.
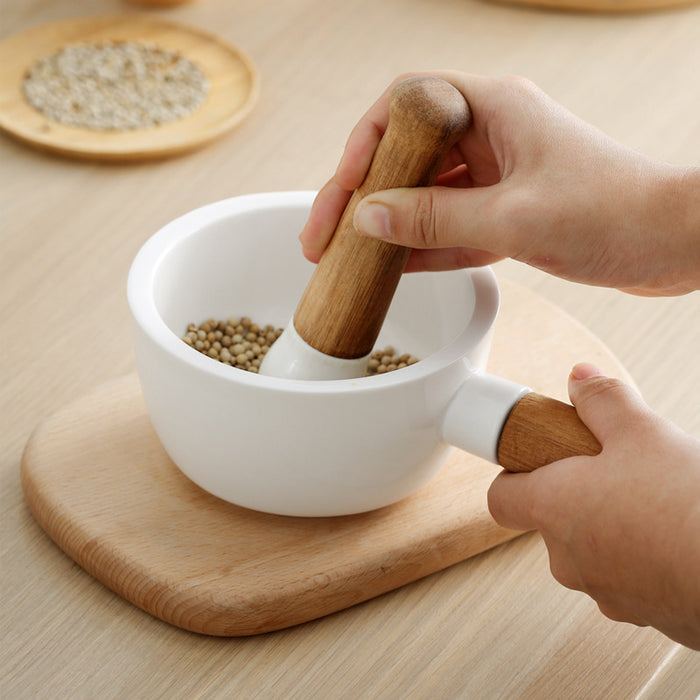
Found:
<box><xmin>182</xmin><ymin>316</ymin><xmax>419</xmax><ymax>376</ymax></box>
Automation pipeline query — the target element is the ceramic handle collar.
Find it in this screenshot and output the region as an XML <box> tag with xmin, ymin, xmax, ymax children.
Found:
<box><xmin>442</xmin><ymin>372</ymin><xmax>602</xmax><ymax>470</ymax></box>
<box><xmin>441</xmin><ymin>372</ymin><xmax>530</xmax><ymax>464</ymax></box>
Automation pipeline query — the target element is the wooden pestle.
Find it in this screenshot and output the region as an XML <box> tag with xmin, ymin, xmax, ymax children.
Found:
<box><xmin>293</xmin><ymin>76</ymin><xmax>472</xmax><ymax>359</ymax></box>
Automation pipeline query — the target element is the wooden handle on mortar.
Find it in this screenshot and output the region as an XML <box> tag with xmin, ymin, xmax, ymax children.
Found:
<box><xmin>294</xmin><ymin>76</ymin><xmax>472</xmax><ymax>359</ymax></box>
<box><xmin>497</xmin><ymin>393</ymin><xmax>602</xmax><ymax>472</ymax></box>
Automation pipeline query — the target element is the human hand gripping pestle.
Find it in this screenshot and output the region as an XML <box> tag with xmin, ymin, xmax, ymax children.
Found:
<box><xmin>260</xmin><ymin>76</ymin><xmax>601</xmax><ymax>472</ymax></box>
<box><xmin>261</xmin><ymin>76</ymin><xmax>470</xmax><ymax>380</ymax></box>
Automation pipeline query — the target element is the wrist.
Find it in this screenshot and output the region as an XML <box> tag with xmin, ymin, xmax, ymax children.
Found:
<box><xmin>639</xmin><ymin>164</ymin><xmax>700</xmax><ymax>295</ymax></box>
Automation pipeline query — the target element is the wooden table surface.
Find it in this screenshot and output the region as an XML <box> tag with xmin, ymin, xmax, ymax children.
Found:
<box><xmin>2</xmin><ymin>0</ymin><xmax>698</xmax><ymax>697</ymax></box>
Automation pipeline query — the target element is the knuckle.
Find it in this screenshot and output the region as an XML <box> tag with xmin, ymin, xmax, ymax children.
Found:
<box><xmin>547</xmin><ymin>555</ymin><xmax>580</xmax><ymax>591</ymax></box>
<box><xmin>576</xmin><ymin>376</ymin><xmax>629</xmax><ymax>405</ymax></box>
<box><xmin>572</xmin><ymin>377</ymin><xmax>654</xmax><ymax>437</ymax></box>
<box><xmin>499</xmin><ymin>188</ymin><xmax>535</xmax><ymax>231</ymax></box>
<box><xmin>411</xmin><ymin>190</ymin><xmax>440</xmax><ymax>248</ymax></box>
<box><xmin>492</xmin><ymin>188</ymin><xmax>538</xmax><ymax>257</ymax></box>
<box><xmin>498</xmin><ymin>75</ymin><xmax>540</xmax><ymax>99</ymax></box>
<box><xmin>596</xmin><ymin>601</ymin><xmax>625</xmax><ymax>622</ymax></box>
<box><xmin>596</xmin><ymin>601</ymin><xmax>645</xmax><ymax>626</ymax></box>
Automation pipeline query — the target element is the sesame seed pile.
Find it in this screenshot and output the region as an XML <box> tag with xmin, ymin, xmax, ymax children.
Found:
<box><xmin>183</xmin><ymin>317</ymin><xmax>419</xmax><ymax>376</ymax></box>
<box><xmin>23</xmin><ymin>41</ymin><xmax>209</xmax><ymax>131</ymax></box>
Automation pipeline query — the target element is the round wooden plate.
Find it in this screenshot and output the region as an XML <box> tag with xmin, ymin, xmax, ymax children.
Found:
<box><xmin>0</xmin><ymin>15</ymin><xmax>259</xmax><ymax>161</ymax></box>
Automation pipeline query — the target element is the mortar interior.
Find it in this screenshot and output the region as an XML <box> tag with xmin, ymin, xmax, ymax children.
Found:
<box><xmin>151</xmin><ymin>200</ymin><xmax>477</xmax><ymax>364</ymax></box>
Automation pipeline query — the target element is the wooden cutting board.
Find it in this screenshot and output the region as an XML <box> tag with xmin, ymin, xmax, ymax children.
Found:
<box><xmin>20</xmin><ymin>280</ymin><xmax>631</xmax><ymax>636</ymax></box>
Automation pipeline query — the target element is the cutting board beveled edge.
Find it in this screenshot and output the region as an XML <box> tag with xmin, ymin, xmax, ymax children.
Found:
<box><xmin>20</xmin><ymin>279</ymin><xmax>630</xmax><ymax>636</ymax></box>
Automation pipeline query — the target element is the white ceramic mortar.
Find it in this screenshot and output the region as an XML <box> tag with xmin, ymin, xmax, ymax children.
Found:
<box><xmin>127</xmin><ymin>191</ymin><xmax>529</xmax><ymax>516</ymax></box>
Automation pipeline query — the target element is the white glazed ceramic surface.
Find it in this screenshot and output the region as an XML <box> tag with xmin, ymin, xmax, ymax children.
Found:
<box><xmin>128</xmin><ymin>191</ymin><xmax>528</xmax><ymax>516</ymax></box>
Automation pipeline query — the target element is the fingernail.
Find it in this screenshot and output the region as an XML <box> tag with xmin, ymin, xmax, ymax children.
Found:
<box><xmin>570</xmin><ymin>362</ymin><xmax>606</xmax><ymax>381</ymax></box>
<box><xmin>354</xmin><ymin>200</ymin><xmax>392</xmax><ymax>239</ymax></box>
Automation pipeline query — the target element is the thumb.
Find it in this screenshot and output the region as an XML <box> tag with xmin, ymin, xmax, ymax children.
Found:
<box><xmin>568</xmin><ymin>363</ymin><xmax>651</xmax><ymax>445</ymax></box>
<box><xmin>353</xmin><ymin>185</ymin><xmax>513</xmax><ymax>254</ymax></box>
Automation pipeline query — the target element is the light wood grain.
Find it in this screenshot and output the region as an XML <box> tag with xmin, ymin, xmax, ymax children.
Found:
<box><xmin>20</xmin><ymin>279</ymin><xmax>619</xmax><ymax>636</ymax></box>
<box><xmin>0</xmin><ymin>15</ymin><xmax>259</xmax><ymax>160</ymax></box>
<box><xmin>21</xmin><ymin>374</ymin><xmax>516</xmax><ymax>636</ymax></box>
<box><xmin>2</xmin><ymin>0</ymin><xmax>699</xmax><ymax>696</ymax></box>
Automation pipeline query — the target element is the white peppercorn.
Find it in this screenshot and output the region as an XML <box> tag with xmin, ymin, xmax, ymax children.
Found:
<box><xmin>182</xmin><ymin>319</ymin><xmax>420</xmax><ymax>377</ymax></box>
<box><xmin>23</xmin><ymin>41</ymin><xmax>210</xmax><ymax>132</ymax></box>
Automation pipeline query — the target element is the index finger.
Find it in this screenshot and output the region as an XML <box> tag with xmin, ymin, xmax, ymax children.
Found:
<box><xmin>334</xmin><ymin>95</ymin><xmax>391</xmax><ymax>191</ymax></box>
<box><xmin>487</xmin><ymin>470</ymin><xmax>539</xmax><ymax>532</ymax></box>
<box><xmin>299</xmin><ymin>80</ymin><xmax>396</xmax><ymax>258</ymax></box>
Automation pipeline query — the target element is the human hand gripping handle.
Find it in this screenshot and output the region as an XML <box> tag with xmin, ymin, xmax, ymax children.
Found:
<box><xmin>489</xmin><ymin>364</ymin><xmax>700</xmax><ymax>649</ymax></box>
